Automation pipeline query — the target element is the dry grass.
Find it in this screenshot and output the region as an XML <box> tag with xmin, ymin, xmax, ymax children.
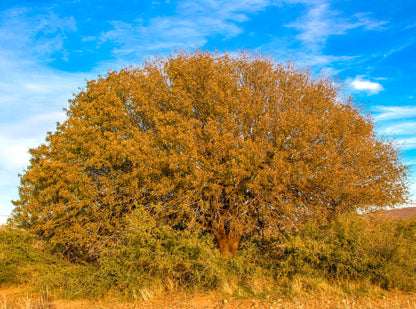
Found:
<box><xmin>1</xmin><ymin>288</ymin><xmax>416</xmax><ymax>309</ymax></box>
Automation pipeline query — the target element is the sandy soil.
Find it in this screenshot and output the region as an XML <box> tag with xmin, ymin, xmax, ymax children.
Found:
<box><xmin>1</xmin><ymin>288</ymin><xmax>416</xmax><ymax>309</ymax></box>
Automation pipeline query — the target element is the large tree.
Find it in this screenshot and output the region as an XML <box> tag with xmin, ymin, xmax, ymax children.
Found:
<box><xmin>12</xmin><ymin>51</ymin><xmax>408</xmax><ymax>259</ymax></box>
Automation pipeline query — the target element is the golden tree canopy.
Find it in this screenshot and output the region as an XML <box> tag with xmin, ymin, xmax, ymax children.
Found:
<box><xmin>12</xmin><ymin>51</ymin><xmax>408</xmax><ymax>258</ymax></box>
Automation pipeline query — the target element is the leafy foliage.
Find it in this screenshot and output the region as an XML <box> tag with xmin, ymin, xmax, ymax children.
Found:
<box><xmin>12</xmin><ymin>51</ymin><xmax>408</xmax><ymax>259</ymax></box>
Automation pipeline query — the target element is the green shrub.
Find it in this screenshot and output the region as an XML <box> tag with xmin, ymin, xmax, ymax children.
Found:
<box><xmin>281</xmin><ymin>214</ymin><xmax>416</xmax><ymax>291</ymax></box>
<box><xmin>0</xmin><ymin>227</ymin><xmax>55</xmax><ymax>286</ymax></box>
<box><xmin>97</xmin><ymin>206</ymin><xmax>283</xmax><ymax>298</ymax></box>
<box><xmin>0</xmin><ymin>226</ymin><xmax>101</xmax><ymax>298</ymax></box>
<box><xmin>97</xmin><ymin>206</ymin><xmax>224</xmax><ymax>296</ymax></box>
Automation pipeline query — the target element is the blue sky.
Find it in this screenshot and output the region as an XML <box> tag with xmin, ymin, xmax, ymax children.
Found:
<box><xmin>1</xmin><ymin>0</ymin><xmax>415</xmax><ymax>223</ymax></box>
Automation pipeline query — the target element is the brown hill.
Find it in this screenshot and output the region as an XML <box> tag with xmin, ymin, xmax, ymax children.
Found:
<box><xmin>378</xmin><ymin>207</ymin><xmax>416</xmax><ymax>220</ymax></box>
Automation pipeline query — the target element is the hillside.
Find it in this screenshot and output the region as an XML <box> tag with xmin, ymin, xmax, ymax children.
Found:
<box><xmin>379</xmin><ymin>206</ymin><xmax>416</xmax><ymax>220</ymax></box>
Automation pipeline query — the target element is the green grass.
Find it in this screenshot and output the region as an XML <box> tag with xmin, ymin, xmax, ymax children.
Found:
<box><xmin>1</xmin><ymin>209</ymin><xmax>415</xmax><ymax>301</ymax></box>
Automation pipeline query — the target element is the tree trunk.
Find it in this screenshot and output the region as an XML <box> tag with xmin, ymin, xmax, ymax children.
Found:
<box><xmin>214</xmin><ymin>225</ymin><xmax>242</xmax><ymax>256</ymax></box>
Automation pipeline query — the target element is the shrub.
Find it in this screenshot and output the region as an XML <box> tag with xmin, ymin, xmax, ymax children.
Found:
<box><xmin>97</xmin><ymin>206</ymin><xmax>224</xmax><ymax>296</ymax></box>
<box><xmin>0</xmin><ymin>227</ymin><xmax>55</xmax><ymax>286</ymax></box>
<box><xmin>281</xmin><ymin>213</ymin><xmax>416</xmax><ymax>291</ymax></box>
<box><xmin>97</xmin><ymin>205</ymin><xmax>283</xmax><ymax>298</ymax></box>
<box><xmin>0</xmin><ymin>226</ymin><xmax>100</xmax><ymax>298</ymax></box>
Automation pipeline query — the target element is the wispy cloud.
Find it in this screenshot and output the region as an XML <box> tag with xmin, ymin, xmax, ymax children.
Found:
<box><xmin>373</xmin><ymin>106</ymin><xmax>416</xmax><ymax>151</ymax></box>
<box><xmin>0</xmin><ymin>137</ymin><xmax>35</xmax><ymax>171</ymax></box>
<box><xmin>379</xmin><ymin>121</ymin><xmax>416</xmax><ymax>136</ymax></box>
<box><xmin>99</xmin><ymin>0</ymin><xmax>272</xmax><ymax>55</ymax></box>
<box><xmin>0</xmin><ymin>112</ymin><xmax>66</xmax><ymax>140</ymax></box>
<box><xmin>0</xmin><ymin>4</ymin><xmax>82</xmax><ymax>223</ymax></box>
<box><xmin>372</xmin><ymin>107</ymin><xmax>416</xmax><ymax>152</ymax></box>
<box><xmin>0</xmin><ymin>113</ymin><xmax>65</xmax><ymax>189</ymax></box>
<box><xmin>373</xmin><ymin>106</ymin><xmax>416</xmax><ymax>121</ymax></box>
<box><xmin>0</xmin><ymin>6</ymin><xmax>76</xmax><ymax>61</ymax></box>
<box><xmin>0</xmin><ymin>57</ymin><xmax>89</xmax><ymax>223</ymax></box>
<box><xmin>286</xmin><ymin>2</ymin><xmax>387</xmax><ymax>51</ymax></box>
<box><xmin>178</xmin><ymin>0</ymin><xmax>270</xmax><ymax>21</ymax></box>
<box><xmin>0</xmin><ymin>52</ymin><xmax>91</xmax><ymax>120</ymax></box>
<box><xmin>0</xmin><ymin>59</ymin><xmax>86</xmax><ymax>177</ymax></box>
<box><xmin>260</xmin><ymin>1</ymin><xmax>389</xmax><ymax>76</ymax></box>
<box><xmin>397</xmin><ymin>137</ymin><xmax>416</xmax><ymax>150</ymax></box>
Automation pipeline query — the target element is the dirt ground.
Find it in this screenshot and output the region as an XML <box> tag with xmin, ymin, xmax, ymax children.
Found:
<box><xmin>1</xmin><ymin>288</ymin><xmax>416</xmax><ymax>309</ymax></box>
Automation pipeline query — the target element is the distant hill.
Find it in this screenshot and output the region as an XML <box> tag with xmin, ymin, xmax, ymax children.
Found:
<box><xmin>378</xmin><ymin>207</ymin><xmax>416</xmax><ymax>220</ymax></box>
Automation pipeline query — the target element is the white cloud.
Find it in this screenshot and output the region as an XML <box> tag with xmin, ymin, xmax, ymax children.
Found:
<box><xmin>350</xmin><ymin>78</ymin><xmax>384</xmax><ymax>94</ymax></box>
<box><xmin>0</xmin><ymin>112</ymin><xmax>66</xmax><ymax>140</ymax></box>
<box><xmin>379</xmin><ymin>121</ymin><xmax>416</xmax><ymax>136</ymax></box>
<box><xmin>286</xmin><ymin>2</ymin><xmax>387</xmax><ymax>51</ymax></box>
<box><xmin>0</xmin><ymin>6</ymin><xmax>76</xmax><ymax>60</ymax></box>
<box><xmin>373</xmin><ymin>106</ymin><xmax>416</xmax><ymax>121</ymax></box>
<box><xmin>0</xmin><ymin>112</ymin><xmax>65</xmax><ymax>219</ymax></box>
<box><xmin>0</xmin><ymin>53</ymin><xmax>91</xmax><ymax>226</ymax></box>
<box><xmin>260</xmin><ymin>1</ymin><xmax>388</xmax><ymax>75</ymax></box>
<box><xmin>286</xmin><ymin>3</ymin><xmax>332</xmax><ymax>47</ymax></box>
<box><xmin>0</xmin><ymin>47</ymin><xmax>95</xmax><ymax>119</ymax></box>
<box><xmin>372</xmin><ymin>107</ymin><xmax>416</xmax><ymax>151</ymax></box>
<box><xmin>99</xmin><ymin>0</ymin><xmax>272</xmax><ymax>55</ymax></box>
<box><xmin>0</xmin><ymin>137</ymin><xmax>34</xmax><ymax>170</ymax></box>
<box><xmin>409</xmin><ymin>182</ymin><xmax>416</xmax><ymax>205</ymax></box>
<box><xmin>0</xmin><ymin>4</ymin><xmax>82</xmax><ymax>224</ymax></box>
<box><xmin>0</xmin><ymin>133</ymin><xmax>37</xmax><ymax>224</ymax></box>
<box><xmin>371</xmin><ymin>107</ymin><xmax>416</xmax><ymax>154</ymax></box>
<box><xmin>399</xmin><ymin>137</ymin><xmax>416</xmax><ymax>150</ymax></box>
